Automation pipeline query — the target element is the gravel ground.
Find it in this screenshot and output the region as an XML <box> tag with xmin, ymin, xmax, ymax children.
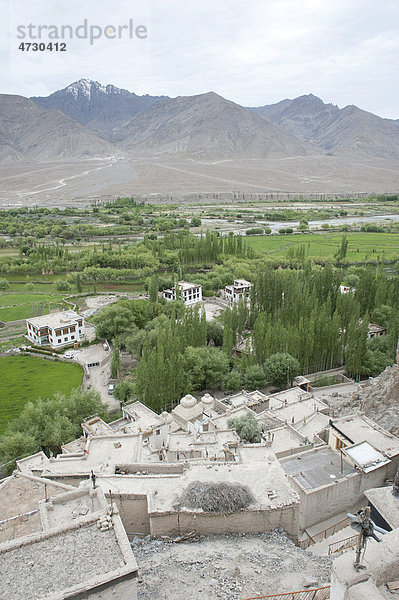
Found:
<box><xmin>1</xmin><ymin>525</ymin><xmax>124</xmax><ymax>600</ymax></box>
<box><xmin>133</xmin><ymin>530</ymin><xmax>332</xmax><ymax>600</ymax></box>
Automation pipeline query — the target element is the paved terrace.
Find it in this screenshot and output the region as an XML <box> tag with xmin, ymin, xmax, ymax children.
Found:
<box><xmin>281</xmin><ymin>446</ymin><xmax>356</xmax><ymax>491</ymax></box>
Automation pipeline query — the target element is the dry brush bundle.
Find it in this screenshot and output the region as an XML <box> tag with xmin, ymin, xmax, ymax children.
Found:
<box><xmin>175</xmin><ymin>481</ymin><xmax>255</xmax><ymax>514</ymax></box>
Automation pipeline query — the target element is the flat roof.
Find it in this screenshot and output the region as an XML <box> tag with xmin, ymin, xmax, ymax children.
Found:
<box><xmin>269</xmin><ymin>388</ymin><xmax>313</xmax><ymax>406</ymax></box>
<box><xmin>82</xmin><ymin>416</ymin><xmax>113</xmax><ymax>436</ymax></box>
<box><xmin>0</xmin><ymin>474</ymin><xmax>72</xmax><ymax>543</ymax></box>
<box><xmin>273</xmin><ymin>397</ymin><xmax>329</xmax><ymax>424</ymax></box>
<box><xmin>292</xmin><ymin>412</ymin><xmax>330</xmax><ymax>440</ymax></box>
<box><xmin>210</xmin><ymin>406</ymin><xmax>252</xmax><ymax>430</ymax></box>
<box><xmin>331</xmin><ymin>415</ymin><xmax>399</xmax><ymax>458</ymax></box>
<box><xmin>364</xmin><ymin>486</ymin><xmax>399</xmax><ymax>529</ymax></box>
<box><xmin>44</xmin><ymin>435</ymin><xmax>142</xmax><ymax>475</ymax></box>
<box><xmin>343</xmin><ymin>442</ymin><xmax>391</xmax><ymax>473</ymax></box>
<box><xmin>234</xmin><ymin>279</ymin><xmax>251</xmax><ymax>286</ymax></box>
<box><xmin>98</xmin><ymin>457</ymin><xmax>298</xmax><ymax>514</ymax></box>
<box><xmin>39</xmin><ymin>486</ymin><xmax>104</xmax><ymax>530</ymax></box>
<box><xmin>0</xmin><ymin>522</ymin><xmax>127</xmax><ymax>600</ymax></box>
<box><xmin>124</xmin><ymin>401</ymin><xmax>164</xmax><ymax>431</ymax></box>
<box><xmin>177</xmin><ymin>281</ymin><xmax>201</xmax><ymax>290</ymax></box>
<box><xmin>262</xmin><ymin>425</ymin><xmax>309</xmax><ymax>456</ymax></box>
<box><xmin>256</xmin><ymin>410</ymin><xmax>285</xmax><ymax>430</ymax></box>
<box><xmin>281</xmin><ymin>446</ymin><xmax>357</xmax><ymax>491</ymax></box>
<box><xmin>26</xmin><ymin>310</ymin><xmax>83</xmax><ymax>330</ymax></box>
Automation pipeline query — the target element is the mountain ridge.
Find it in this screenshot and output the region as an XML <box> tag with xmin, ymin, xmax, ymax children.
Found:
<box><xmin>0</xmin><ymin>94</ymin><xmax>121</xmax><ymax>163</ymax></box>
<box><xmin>0</xmin><ymin>80</ymin><xmax>395</xmax><ymax>163</ymax></box>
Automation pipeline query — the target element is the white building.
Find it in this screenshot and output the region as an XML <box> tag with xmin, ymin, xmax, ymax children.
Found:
<box><xmin>225</xmin><ymin>279</ymin><xmax>252</xmax><ymax>303</ymax></box>
<box><xmin>26</xmin><ymin>310</ymin><xmax>85</xmax><ymax>348</ymax></box>
<box><xmin>162</xmin><ymin>281</ymin><xmax>202</xmax><ymax>305</ymax></box>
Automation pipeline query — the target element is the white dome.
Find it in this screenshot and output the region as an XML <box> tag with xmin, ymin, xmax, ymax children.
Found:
<box><xmin>160</xmin><ymin>411</ymin><xmax>173</xmax><ymax>424</ymax></box>
<box><xmin>180</xmin><ymin>394</ymin><xmax>197</xmax><ymax>409</ymax></box>
<box><xmin>201</xmin><ymin>393</ymin><xmax>214</xmax><ymax>406</ymax></box>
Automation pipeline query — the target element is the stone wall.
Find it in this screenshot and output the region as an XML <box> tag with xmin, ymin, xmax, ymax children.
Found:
<box><xmin>149</xmin><ymin>504</ymin><xmax>299</xmax><ymax>539</ymax></box>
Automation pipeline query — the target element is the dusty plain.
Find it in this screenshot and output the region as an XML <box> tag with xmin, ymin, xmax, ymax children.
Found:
<box><xmin>1</xmin><ymin>154</ymin><xmax>399</xmax><ymax>208</ymax></box>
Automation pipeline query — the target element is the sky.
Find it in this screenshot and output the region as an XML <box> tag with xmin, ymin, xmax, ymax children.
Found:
<box><xmin>2</xmin><ymin>0</ymin><xmax>399</xmax><ymax>118</ymax></box>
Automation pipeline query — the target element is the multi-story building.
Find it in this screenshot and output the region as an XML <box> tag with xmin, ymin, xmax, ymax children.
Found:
<box><xmin>26</xmin><ymin>310</ymin><xmax>85</xmax><ymax>348</ymax></box>
<box><xmin>162</xmin><ymin>281</ymin><xmax>202</xmax><ymax>305</ymax></box>
<box><xmin>225</xmin><ymin>279</ymin><xmax>252</xmax><ymax>303</ymax></box>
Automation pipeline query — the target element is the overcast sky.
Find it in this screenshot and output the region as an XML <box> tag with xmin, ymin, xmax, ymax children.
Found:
<box><xmin>2</xmin><ymin>0</ymin><xmax>398</xmax><ymax>118</ymax></box>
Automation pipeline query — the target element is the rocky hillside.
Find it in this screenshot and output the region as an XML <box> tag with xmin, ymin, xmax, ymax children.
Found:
<box><xmin>0</xmin><ymin>95</ymin><xmax>121</xmax><ymax>163</ymax></box>
<box><xmin>114</xmin><ymin>91</ymin><xmax>307</xmax><ymax>159</ymax></box>
<box><xmin>329</xmin><ymin>364</ymin><xmax>399</xmax><ymax>436</ymax></box>
<box><xmin>250</xmin><ymin>94</ymin><xmax>399</xmax><ymax>160</ymax></box>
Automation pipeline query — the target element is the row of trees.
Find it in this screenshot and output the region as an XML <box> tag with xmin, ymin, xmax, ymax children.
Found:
<box><xmin>250</xmin><ymin>265</ymin><xmax>399</xmax><ymax>378</ymax></box>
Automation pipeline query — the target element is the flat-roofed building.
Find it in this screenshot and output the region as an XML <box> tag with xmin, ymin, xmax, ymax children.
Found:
<box><xmin>162</xmin><ymin>281</ymin><xmax>202</xmax><ymax>305</ymax></box>
<box><xmin>26</xmin><ymin>310</ymin><xmax>85</xmax><ymax>348</ymax></box>
<box><xmin>225</xmin><ymin>279</ymin><xmax>252</xmax><ymax>303</ymax></box>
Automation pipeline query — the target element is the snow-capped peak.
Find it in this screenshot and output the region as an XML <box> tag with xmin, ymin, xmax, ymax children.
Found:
<box><xmin>64</xmin><ymin>79</ymin><xmax>128</xmax><ymax>99</ymax></box>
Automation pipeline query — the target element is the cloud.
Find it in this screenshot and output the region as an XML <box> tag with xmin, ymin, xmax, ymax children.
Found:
<box><xmin>1</xmin><ymin>0</ymin><xmax>398</xmax><ymax>118</ymax></box>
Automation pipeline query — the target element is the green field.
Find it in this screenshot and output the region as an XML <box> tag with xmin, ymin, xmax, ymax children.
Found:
<box><xmin>245</xmin><ymin>232</ymin><xmax>399</xmax><ymax>261</ymax></box>
<box><xmin>0</xmin><ymin>355</ymin><xmax>83</xmax><ymax>434</ymax></box>
<box><xmin>0</xmin><ymin>293</ymin><xmax>65</xmax><ymax>322</ymax></box>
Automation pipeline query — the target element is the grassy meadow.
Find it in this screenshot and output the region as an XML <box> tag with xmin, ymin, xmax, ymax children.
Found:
<box><xmin>0</xmin><ymin>355</ymin><xmax>83</xmax><ymax>434</ymax></box>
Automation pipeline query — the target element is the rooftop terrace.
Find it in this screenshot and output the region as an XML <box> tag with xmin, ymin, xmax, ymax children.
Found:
<box><xmin>281</xmin><ymin>446</ymin><xmax>357</xmax><ymax>491</ymax></box>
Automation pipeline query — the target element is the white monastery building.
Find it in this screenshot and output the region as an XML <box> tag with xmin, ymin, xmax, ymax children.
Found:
<box><xmin>26</xmin><ymin>310</ymin><xmax>85</xmax><ymax>348</ymax></box>
<box><xmin>162</xmin><ymin>281</ymin><xmax>202</xmax><ymax>305</ymax></box>
<box><xmin>225</xmin><ymin>279</ymin><xmax>252</xmax><ymax>303</ymax></box>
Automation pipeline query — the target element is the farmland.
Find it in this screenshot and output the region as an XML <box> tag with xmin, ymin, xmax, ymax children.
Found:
<box><xmin>0</xmin><ymin>293</ymin><xmax>66</xmax><ymax>322</ymax></box>
<box><xmin>245</xmin><ymin>232</ymin><xmax>399</xmax><ymax>262</ymax></box>
<box><xmin>0</xmin><ymin>355</ymin><xmax>83</xmax><ymax>434</ymax></box>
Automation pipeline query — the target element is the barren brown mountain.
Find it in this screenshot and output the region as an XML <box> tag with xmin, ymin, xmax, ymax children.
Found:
<box><xmin>0</xmin><ymin>95</ymin><xmax>121</xmax><ymax>163</ymax></box>
<box><xmin>113</xmin><ymin>92</ymin><xmax>307</xmax><ymax>159</ymax></box>
<box><xmin>251</xmin><ymin>94</ymin><xmax>399</xmax><ymax>159</ymax></box>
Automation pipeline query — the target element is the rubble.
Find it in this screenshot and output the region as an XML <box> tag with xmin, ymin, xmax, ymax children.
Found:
<box><xmin>134</xmin><ymin>530</ymin><xmax>332</xmax><ymax>600</ymax></box>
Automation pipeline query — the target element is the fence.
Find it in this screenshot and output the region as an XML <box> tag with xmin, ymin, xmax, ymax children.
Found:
<box><xmin>243</xmin><ymin>586</ymin><xmax>330</xmax><ymax>600</ymax></box>
<box><xmin>298</xmin><ymin>517</ymin><xmax>350</xmax><ymax>549</ymax></box>
<box><xmin>328</xmin><ymin>534</ymin><xmax>359</xmax><ymax>555</ymax></box>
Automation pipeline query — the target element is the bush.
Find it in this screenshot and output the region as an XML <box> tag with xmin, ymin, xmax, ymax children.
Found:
<box><xmin>245</xmin><ymin>228</ymin><xmax>264</xmax><ymax>235</ymax></box>
<box><xmin>0</xmin><ymin>278</ymin><xmax>9</xmax><ymax>291</ymax></box>
<box><xmin>278</xmin><ymin>228</ymin><xmax>294</xmax><ymax>235</ymax></box>
<box><xmin>55</xmin><ymin>279</ymin><xmax>72</xmax><ymax>292</ymax></box>
<box><xmin>227</xmin><ymin>412</ymin><xmax>261</xmax><ymax>443</ymax></box>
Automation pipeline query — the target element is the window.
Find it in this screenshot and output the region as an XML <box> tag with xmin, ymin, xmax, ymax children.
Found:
<box><xmin>64</xmin><ymin>337</ymin><xmax>68</xmax><ymax>342</ymax></box>
<box><xmin>156</xmin><ymin>429</ymin><xmax>160</xmax><ymax>436</ymax></box>
<box><xmin>58</xmin><ymin>339</ymin><xmax>61</xmax><ymax>343</ymax></box>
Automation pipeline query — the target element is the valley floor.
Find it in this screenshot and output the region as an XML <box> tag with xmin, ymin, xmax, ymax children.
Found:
<box><xmin>2</xmin><ymin>154</ymin><xmax>399</xmax><ymax>207</ymax></box>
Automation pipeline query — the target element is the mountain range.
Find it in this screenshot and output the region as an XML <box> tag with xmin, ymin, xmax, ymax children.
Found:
<box><xmin>0</xmin><ymin>78</ymin><xmax>398</xmax><ymax>164</ymax></box>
